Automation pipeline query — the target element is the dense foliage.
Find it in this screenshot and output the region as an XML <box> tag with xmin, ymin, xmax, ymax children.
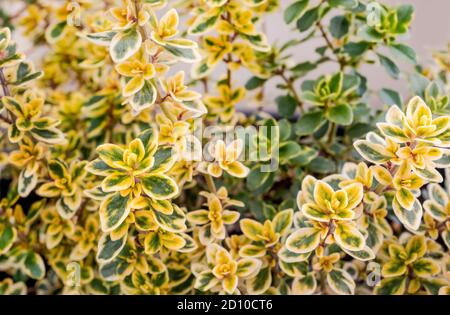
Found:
<box><xmin>0</xmin><ymin>0</ymin><xmax>449</xmax><ymax>295</ymax></box>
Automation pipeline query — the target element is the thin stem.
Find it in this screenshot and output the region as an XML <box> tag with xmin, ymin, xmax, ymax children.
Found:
<box><xmin>204</xmin><ymin>173</ymin><xmax>217</xmax><ymax>193</ymax></box>
<box><xmin>223</xmin><ymin>11</ymin><xmax>235</xmax><ymax>89</ymax></box>
<box><xmin>317</xmin><ymin>21</ymin><xmax>336</xmax><ymax>52</ymax></box>
<box><xmin>0</xmin><ymin>113</ymin><xmax>12</xmax><ymax>124</ymax></box>
<box><xmin>278</xmin><ymin>69</ymin><xmax>304</xmax><ymax>113</ymax></box>
<box><xmin>0</xmin><ymin>67</ymin><xmax>10</xmax><ymax>96</ymax></box>
<box><xmin>326</xmin><ymin>122</ymin><xmax>336</xmax><ymax>145</ymax></box>
<box><xmin>201</xmin><ymin>78</ymin><xmax>209</xmax><ymax>93</ymax></box>
<box><xmin>316</xmin><ymin>21</ymin><xmax>346</xmax><ymax>71</ymax></box>
<box><xmin>0</xmin><ymin>67</ymin><xmax>13</xmax><ymax>124</ymax></box>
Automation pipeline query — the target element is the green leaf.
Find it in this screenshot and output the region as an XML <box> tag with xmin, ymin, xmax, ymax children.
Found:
<box><xmin>389</xmin><ymin>43</ymin><xmax>417</xmax><ymax>64</ymax></box>
<box><xmin>276</xmin><ymin>95</ymin><xmax>297</xmax><ymax>117</ymax></box>
<box><xmin>326</xmin><ymin>103</ymin><xmax>353</xmax><ymax>125</ymax></box>
<box><xmin>300</xmin><ymin>91</ymin><xmax>322</xmax><ymax>105</ymax></box>
<box><xmin>240</xmin><ymin>244</ymin><xmax>266</xmax><ymax>257</ymax></box>
<box><xmin>263</xmin><ymin>204</ymin><xmax>277</xmax><ymax>221</ymax></box>
<box><xmin>195</xmin><ymin>271</ymin><xmax>219</xmax><ymax>292</ymax></box>
<box><xmin>284</xmin><ymin>0</ymin><xmax>309</xmax><ymax>24</ymax></box>
<box><xmin>137</xmin><ymin>127</ymin><xmax>158</xmax><ymax>154</ymax></box>
<box><xmin>99</xmin><ymin>192</ymin><xmax>131</xmax><ymax>232</ymax></box>
<box><xmin>334</xmin><ymin>222</ymin><xmax>365</xmax><ymax>251</ymax></box>
<box><xmin>327</xmin><ymin>269</ymin><xmax>355</xmax><ymax>295</ymax></box>
<box><xmin>144</xmin><ymin>232</ymin><xmax>161</xmax><ymax>254</ymax></box>
<box><xmin>246</xmin><ymin>266</ymin><xmax>272</xmax><ymax>294</ymax></box>
<box><xmin>150</xmin><ymin>146</ymin><xmax>176</xmax><ymax>173</ymax></box>
<box><xmin>48</xmin><ymin>159</ymin><xmax>68</xmax><ymax>180</ymax></box>
<box><xmin>307</xmin><ymin>157</ymin><xmax>336</xmax><ymax>174</ymax></box>
<box><xmin>45</xmin><ymin>21</ymin><xmax>67</xmax><ymax>43</ymax></box>
<box><xmin>84</xmin><ymin>31</ymin><xmax>117</xmax><ymax>46</ymax></box>
<box><xmin>97</xmin><ymin>233</ymin><xmax>128</xmax><ymax>264</ymax></box>
<box><xmin>329</xmin><ymin>0</ymin><xmax>358</xmax><ymax>9</ymax></box>
<box><xmin>164</xmin><ymin>44</ymin><xmax>200</xmax><ymax>63</ymax></box>
<box><xmin>31</xmin><ymin>128</ymin><xmax>64</xmax><ymax>144</ymax></box>
<box><xmin>245</xmin><ymin>76</ymin><xmax>266</xmax><ymax>90</ymax></box>
<box><xmin>0</xmin><ymin>224</ymin><xmax>16</xmax><ymax>254</ymax></box>
<box><xmin>188</xmin><ymin>12</ymin><xmax>220</xmax><ymax>35</ymax></box>
<box><xmin>279</xmin><ymin>119</ymin><xmax>292</xmax><ymax>141</ymax></box>
<box><xmin>421</xmin><ymin>277</ymin><xmax>448</xmax><ymax>295</ymax></box>
<box><xmin>128</xmin><ymin>80</ymin><xmax>157</xmax><ymax>111</ymax></box>
<box><xmin>377</xmin><ymin>54</ymin><xmax>399</xmax><ymax>79</ymax></box>
<box><xmin>23</xmin><ymin>251</ymin><xmax>46</xmax><ymax>280</ymax></box>
<box><xmin>358</xmin><ymin>26</ymin><xmax>383</xmax><ymax>42</ymax></box>
<box><xmin>347</xmin><ymin>122</ymin><xmax>373</xmax><ymax>139</ymax></box>
<box><xmin>272</xmin><ymin>209</ymin><xmax>294</xmax><ymax>235</ymax></box>
<box><xmin>56</xmin><ymin>196</ymin><xmax>80</xmax><ymax>220</ymax></box>
<box><xmin>342</xmin><ymin>246</ymin><xmax>375</xmax><ymax>261</ymax></box>
<box><xmin>415</xmin><ymin>165</ymin><xmax>442</xmax><ymax>183</ymax></box>
<box><xmin>291</xmin><ymin>61</ymin><xmax>317</xmax><ymax>73</ymax></box>
<box><xmin>378</xmin><ymin>123</ymin><xmax>409</xmax><ymax>143</ymax></box>
<box><xmin>435</xmin><ymin>149</ymin><xmax>450</xmax><ymax>168</ymax></box>
<box><xmin>246</xmin><ymin>166</ymin><xmax>273</xmax><ymax>192</ymax></box>
<box><xmin>240</xmin><ymin>33</ymin><xmax>270</xmax><ymax>52</ymax></box>
<box><xmin>291</xmin><ymin>146</ymin><xmax>318</xmax><ymax>166</ymax></box>
<box><xmin>99</xmin><ymin>244</ymin><xmax>134</xmax><ymax>281</ymax></box>
<box><xmin>329</xmin><ymin>72</ymin><xmax>344</xmax><ymax>96</ymax></box>
<box><xmin>191</xmin><ymin>59</ymin><xmax>212</xmax><ymax>79</ymax></box>
<box><xmin>141</xmin><ymin>174</ymin><xmax>179</xmax><ymax>200</ymax></box>
<box><xmin>353</xmin><ymin>140</ymin><xmax>394</xmax><ymax>164</ymax></box>
<box><xmin>279</xmin><ymin>141</ymin><xmax>302</xmax><ymax>163</ymax></box>
<box><xmin>278</xmin><ymin>246</ymin><xmax>311</xmax><ymax>263</ymax></box>
<box><xmin>279</xmin><ymin>260</ymin><xmax>308</xmax><ymax>278</ymax></box>
<box><xmin>392</xmin><ymin>198</ymin><xmax>422</xmax><ymax>231</ymax></box>
<box><xmin>295</xmin><ymin>110</ymin><xmax>325</xmax><ymax>136</ymax></box>
<box><xmin>12</xmin><ymin>62</ymin><xmax>43</xmax><ymax>86</ymax></box>
<box><xmin>18</xmin><ymin>170</ymin><xmax>38</xmax><ymax>198</ymax></box>
<box><xmin>408</xmin><ymin>73</ymin><xmax>430</xmax><ymax>98</ymax></box>
<box><xmin>344</xmin><ymin>41</ymin><xmax>370</xmax><ymax>57</ymax></box>
<box><xmin>296</xmin><ymin>7</ymin><xmax>319</xmax><ymax>32</ymax></box>
<box><xmin>412</xmin><ymin>258</ymin><xmax>439</xmax><ymax>277</ymax></box>
<box><xmin>374</xmin><ymin>276</ymin><xmax>406</xmax><ymax>295</ymax></box>
<box><xmin>153</xmin><ymin>205</ymin><xmax>186</xmax><ymax>233</ymax></box>
<box><xmin>110</xmin><ymin>28</ymin><xmax>142</xmax><ymax>63</ymax></box>
<box><xmin>380</xmin><ymin>88</ymin><xmax>403</xmax><ymax>106</ymax></box>
<box><xmin>396</xmin><ymin>4</ymin><xmax>414</xmax><ymax>27</ymax></box>
<box><xmin>329</xmin><ymin>16</ymin><xmax>349</xmax><ymax>39</ymax></box>
<box><xmin>425</xmin><ymin>81</ymin><xmax>440</xmax><ymax>99</ymax></box>
<box><xmin>286</xmin><ymin>228</ymin><xmax>321</xmax><ymax>254</ymax></box>
<box><xmin>292</xmin><ymin>273</ymin><xmax>317</xmax><ymax>294</ymax></box>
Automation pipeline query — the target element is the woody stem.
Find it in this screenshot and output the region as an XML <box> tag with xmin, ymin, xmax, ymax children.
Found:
<box><xmin>0</xmin><ymin>67</ymin><xmax>13</xmax><ymax>124</ymax></box>
<box><xmin>0</xmin><ymin>68</ymin><xmax>10</xmax><ymax>96</ymax></box>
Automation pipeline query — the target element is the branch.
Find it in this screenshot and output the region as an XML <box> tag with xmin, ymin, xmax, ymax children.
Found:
<box><xmin>276</xmin><ymin>68</ymin><xmax>304</xmax><ymax>113</ymax></box>
<box><xmin>0</xmin><ymin>67</ymin><xmax>10</xmax><ymax>96</ymax></box>
<box><xmin>0</xmin><ymin>67</ymin><xmax>13</xmax><ymax>124</ymax></box>
<box><xmin>204</xmin><ymin>173</ymin><xmax>217</xmax><ymax>194</ymax></box>
<box><xmin>316</xmin><ymin>21</ymin><xmax>346</xmax><ymax>70</ymax></box>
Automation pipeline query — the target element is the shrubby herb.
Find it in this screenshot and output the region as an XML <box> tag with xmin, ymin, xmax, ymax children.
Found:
<box><xmin>0</xmin><ymin>0</ymin><xmax>449</xmax><ymax>295</ymax></box>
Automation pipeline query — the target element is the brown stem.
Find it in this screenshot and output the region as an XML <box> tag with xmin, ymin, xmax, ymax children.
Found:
<box><xmin>0</xmin><ymin>67</ymin><xmax>10</xmax><ymax>96</ymax></box>
<box><xmin>316</xmin><ymin>21</ymin><xmax>346</xmax><ymax>71</ymax></box>
<box><xmin>278</xmin><ymin>69</ymin><xmax>304</xmax><ymax>113</ymax></box>
<box><xmin>317</xmin><ymin>22</ymin><xmax>335</xmax><ymax>52</ymax></box>
<box><xmin>326</xmin><ymin>122</ymin><xmax>336</xmax><ymax>145</ymax></box>
<box><xmin>0</xmin><ymin>67</ymin><xmax>13</xmax><ymax>124</ymax></box>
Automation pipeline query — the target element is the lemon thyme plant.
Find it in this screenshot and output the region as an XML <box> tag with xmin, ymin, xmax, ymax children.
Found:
<box><xmin>0</xmin><ymin>0</ymin><xmax>449</xmax><ymax>296</ymax></box>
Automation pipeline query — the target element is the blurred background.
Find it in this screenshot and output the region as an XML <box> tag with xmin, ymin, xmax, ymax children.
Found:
<box><xmin>260</xmin><ymin>0</ymin><xmax>450</xmax><ymax>109</ymax></box>
<box><xmin>2</xmin><ymin>0</ymin><xmax>450</xmax><ymax>110</ymax></box>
